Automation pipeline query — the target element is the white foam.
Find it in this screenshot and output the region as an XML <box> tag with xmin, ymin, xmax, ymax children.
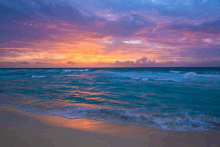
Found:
<box><xmin>170</xmin><ymin>71</ymin><xmax>181</xmax><ymax>74</ymax></box>
<box><xmin>197</xmin><ymin>74</ymin><xmax>220</xmax><ymax>78</ymax></box>
<box><xmin>76</xmin><ymin>69</ymin><xmax>89</xmax><ymax>72</ymax></box>
<box><xmin>154</xmin><ymin>78</ymin><xmax>180</xmax><ymax>82</ymax></box>
<box><xmin>6</xmin><ymin>102</ymin><xmax>220</xmax><ymax>132</ymax></box>
<box><xmin>184</xmin><ymin>72</ymin><xmax>197</xmax><ymax>78</ymax></box>
<box><xmin>143</xmin><ymin>78</ymin><xmax>149</xmax><ymax>81</ymax></box>
<box><xmin>31</xmin><ymin>75</ymin><xmax>46</xmax><ymax>78</ymax></box>
<box><xmin>184</xmin><ymin>72</ymin><xmax>220</xmax><ymax>79</ymax></box>
<box><xmin>63</xmin><ymin>69</ymin><xmax>72</xmax><ymax>73</ymax></box>
<box><xmin>63</xmin><ymin>69</ymin><xmax>89</xmax><ymax>72</ymax></box>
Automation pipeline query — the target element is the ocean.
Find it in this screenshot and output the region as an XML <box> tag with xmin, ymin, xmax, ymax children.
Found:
<box><xmin>0</xmin><ymin>67</ymin><xmax>220</xmax><ymax>132</ymax></box>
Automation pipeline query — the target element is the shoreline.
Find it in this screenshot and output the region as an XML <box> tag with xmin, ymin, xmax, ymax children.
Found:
<box><xmin>1</xmin><ymin>105</ymin><xmax>220</xmax><ymax>147</ymax></box>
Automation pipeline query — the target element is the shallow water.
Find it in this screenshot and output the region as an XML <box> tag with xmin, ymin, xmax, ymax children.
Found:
<box><xmin>0</xmin><ymin>67</ymin><xmax>220</xmax><ymax>132</ymax></box>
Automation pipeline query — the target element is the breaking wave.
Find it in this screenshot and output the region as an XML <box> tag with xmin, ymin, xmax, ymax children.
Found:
<box><xmin>31</xmin><ymin>75</ymin><xmax>46</xmax><ymax>78</ymax></box>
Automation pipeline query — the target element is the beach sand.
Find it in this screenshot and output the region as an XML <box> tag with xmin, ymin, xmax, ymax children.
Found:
<box><xmin>0</xmin><ymin>105</ymin><xmax>219</xmax><ymax>147</ymax></box>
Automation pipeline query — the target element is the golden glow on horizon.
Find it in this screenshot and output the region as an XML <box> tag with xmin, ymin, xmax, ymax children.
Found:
<box><xmin>1</xmin><ymin>18</ymin><xmax>219</xmax><ymax>67</ymax></box>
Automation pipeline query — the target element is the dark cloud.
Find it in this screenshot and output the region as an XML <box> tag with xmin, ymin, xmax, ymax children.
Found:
<box><xmin>0</xmin><ymin>0</ymin><xmax>87</xmax><ymax>43</ymax></box>
<box><xmin>168</xmin><ymin>18</ymin><xmax>220</xmax><ymax>34</ymax></box>
<box><xmin>113</xmin><ymin>57</ymin><xmax>220</xmax><ymax>67</ymax></box>
<box><xmin>67</xmin><ymin>61</ymin><xmax>76</xmax><ymax>65</ymax></box>
<box><xmin>33</xmin><ymin>1</ymin><xmax>85</xmax><ymax>24</ymax></box>
<box><xmin>203</xmin><ymin>19</ymin><xmax>220</xmax><ymax>27</ymax></box>
<box><xmin>0</xmin><ymin>49</ymin><xmax>22</xmax><ymax>58</ymax></box>
<box><xmin>196</xmin><ymin>47</ymin><xmax>220</xmax><ymax>58</ymax></box>
<box><xmin>0</xmin><ymin>0</ymin><xmax>85</xmax><ymax>23</ymax></box>
<box><xmin>102</xmin><ymin>14</ymin><xmax>154</xmax><ymax>37</ymax></box>
<box><xmin>136</xmin><ymin>57</ymin><xmax>148</xmax><ymax>64</ymax></box>
<box><xmin>34</xmin><ymin>62</ymin><xmax>46</xmax><ymax>64</ymax></box>
<box><xmin>115</xmin><ymin>57</ymin><xmax>156</xmax><ymax>67</ymax></box>
<box><xmin>103</xmin><ymin>0</ymin><xmax>220</xmax><ymax>20</ymax></box>
<box><xmin>0</xmin><ymin>61</ymin><xmax>30</xmax><ymax>68</ymax></box>
<box><xmin>189</xmin><ymin>60</ymin><xmax>220</xmax><ymax>67</ymax></box>
<box><xmin>159</xmin><ymin>8</ymin><xmax>200</xmax><ymax>18</ymax></box>
<box><xmin>177</xmin><ymin>45</ymin><xmax>220</xmax><ymax>59</ymax></box>
<box><xmin>0</xmin><ymin>3</ymin><xmax>32</xmax><ymax>20</ymax></box>
<box><xmin>16</xmin><ymin>62</ymin><xmax>29</xmax><ymax>64</ymax></box>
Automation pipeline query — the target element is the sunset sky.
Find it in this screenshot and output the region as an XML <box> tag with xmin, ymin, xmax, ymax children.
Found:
<box><xmin>0</xmin><ymin>0</ymin><xmax>220</xmax><ymax>67</ymax></box>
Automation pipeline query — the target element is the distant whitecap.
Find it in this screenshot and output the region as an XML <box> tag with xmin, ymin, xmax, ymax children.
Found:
<box><xmin>31</xmin><ymin>75</ymin><xmax>46</xmax><ymax>78</ymax></box>
<box><xmin>184</xmin><ymin>72</ymin><xmax>197</xmax><ymax>78</ymax></box>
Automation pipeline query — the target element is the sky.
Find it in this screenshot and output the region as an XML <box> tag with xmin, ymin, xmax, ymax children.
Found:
<box><xmin>0</xmin><ymin>0</ymin><xmax>220</xmax><ymax>68</ymax></box>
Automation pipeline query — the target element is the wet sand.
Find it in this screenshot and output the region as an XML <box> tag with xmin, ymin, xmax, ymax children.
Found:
<box><xmin>0</xmin><ymin>105</ymin><xmax>219</xmax><ymax>147</ymax></box>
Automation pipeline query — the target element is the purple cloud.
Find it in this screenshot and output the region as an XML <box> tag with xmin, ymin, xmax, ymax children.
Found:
<box><xmin>115</xmin><ymin>57</ymin><xmax>156</xmax><ymax>67</ymax></box>
<box><xmin>167</xmin><ymin>18</ymin><xmax>220</xmax><ymax>34</ymax></box>
<box><xmin>113</xmin><ymin>57</ymin><xmax>220</xmax><ymax>67</ymax></box>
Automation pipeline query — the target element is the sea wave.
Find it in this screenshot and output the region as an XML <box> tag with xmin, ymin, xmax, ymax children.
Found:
<box><xmin>1</xmin><ymin>67</ymin><xmax>220</xmax><ymax>132</ymax></box>
<box><xmin>154</xmin><ymin>78</ymin><xmax>180</xmax><ymax>82</ymax></box>
<box><xmin>45</xmin><ymin>69</ymin><xmax>59</xmax><ymax>73</ymax></box>
<box><xmin>10</xmin><ymin>104</ymin><xmax>220</xmax><ymax>132</ymax></box>
<box><xmin>184</xmin><ymin>72</ymin><xmax>220</xmax><ymax>79</ymax></box>
<box><xmin>184</xmin><ymin>72</ymin><xmax>197</xmax><ymax>78</ymax></box>
<box><xmin>54</xmin><ymin>108</ymin><xmax>220</xmax><ymax>132</ymax></box>
<box><xmin>170</xmin><ymin>70</ymin><xmax>181</xmax><ymax>74</ymax></box>
<box><xmin>63</xmin><ymin>69</ymin><xmax>89</xmax><ymax>73</ymax></box>
<box><xmin>31</xmin><ymin>75</ymin><xmax>46</xmax><ymax>78</ymax></box>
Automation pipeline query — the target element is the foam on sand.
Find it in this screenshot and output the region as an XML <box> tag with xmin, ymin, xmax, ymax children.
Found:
<box><xmin>0</xmin><ymin>105</ymin><xmax>220</xmax><ymax>147</ymax></box>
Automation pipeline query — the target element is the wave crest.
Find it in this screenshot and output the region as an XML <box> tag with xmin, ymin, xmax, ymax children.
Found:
<box><xmin>184</xmin><ymin>72</ymin><xmax>197</xmax><ymax>78</ymax></box>
<box><xmin>31</xmin><ymin>75</ymin><xmax>46</xmax><ymax>78</ymax></box>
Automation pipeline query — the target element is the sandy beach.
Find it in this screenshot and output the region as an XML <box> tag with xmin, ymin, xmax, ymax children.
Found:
<box><xmin>0</xmin><ymin>105</ymin><xmax>219</xmax><ymax>147</ymax></box>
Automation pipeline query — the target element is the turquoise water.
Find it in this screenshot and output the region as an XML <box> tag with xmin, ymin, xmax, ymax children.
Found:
<box><xmin>0</xmin><ymin>68</ymin><xmax>220</xmax><ymax>132</ymax></box>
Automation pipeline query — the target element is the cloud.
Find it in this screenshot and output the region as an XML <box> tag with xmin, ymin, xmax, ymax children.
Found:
<box><xmin>0</xmin><ymin>0</ymin><xmax>219</xmax><ymax>67</ymax></box>
<box><xmin>0</xmin><ymin>0</ymin><xmax>85</xmax><ymax>23</ymax></box>
<box><xmin>113</xmin><ymin>57</ymin><xmax>220</xmax><ymax>67</ymax></box>
<box><xmin>16</xmin><ymin>62</ymin><xmax>29</xmax><ymax>64</ymax></box>
<box><xmin>123</xmin><ymin>40</ymin><xmax>142</xmax><ymax>44</ymax></box>
<box><xmin>0</xmin><ymin>49</ymin><xmax>22</xmax><ymax>58</ymax></box>
<box><xmin>136</xmin><ymin>57</ymin><xmax>148</xmax><ymax>64</ymax></box>
<box><xmin>101</xmin><ymin>14</ymin><xmax>154</xmax><ymax>37</ymax></box>
<box><xmin>189</xmin><ymin>60</ymin><xmax>220</xmax><ymax>67</ymax></box>
<box><xmin>177</xmin><ymin>45</ymin><xmax>220</xmax><ymax>59</ymax></box>
<box><xmin>67</xmin><ymin>61</ymin><xmax>76</xmax><ymax>65</ymax></box>
<box><xmin>34</xmin><ymin>62</ymin><xmax>46</xmax><ymax>64</ymax></box>
<box><xmin>196</xmin><ymin>47</ymin><xmax>220</xmax><ymax>58</ymax></box>
<box><xmin>0</xmin><ymin>0</ymin><xmax>87</xmax><ymax>44</ymax></box>
<box><xmin>168</xmin><ymin>18</ymin><xmax>220</xmax><ymax>34</ymax></box>
<box><xmin>115</xmin><ymin>57</ymin><xmax>156</xmax><ymax>67</ymax></box>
